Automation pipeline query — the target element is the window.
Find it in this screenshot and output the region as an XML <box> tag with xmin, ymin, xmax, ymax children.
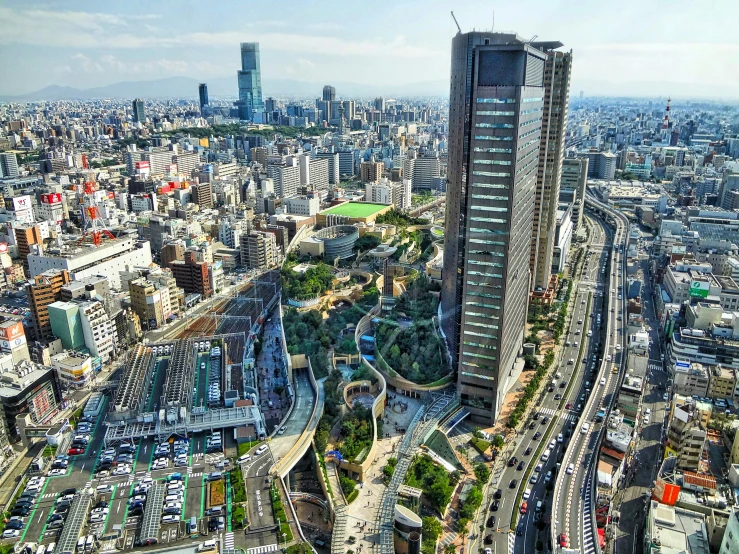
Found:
<box><xmin>477</xmin><ymin>98</ymin><xmax>516</xmax><ymax>104</ymax></box>
<box><xmin>471</xmin><ymin>205</ymin><xmax>508</xmax><ymax>213</ymax></box>
<box><xmin>471</xmin><ymin>183</ymin><xmax>509</xmax><ymax>189</ymax></box>
<box><xmin>470</xmin><ymin>194</ymin><xmax>508</xmax><ymax>201</ymax></box>
<box><xmin>475</xmin><ymin>123</ymin><xmax>514</xmax><ymax>129</ymax></box>
<box><xmin>474</xmin><ymin>135</ymin><xmax>513</xmax><ymax>141</ymax></box>
<box><xmin>476</xmin><ymin>110</ymin><xmax>515</xmax><ymax>116</ymax></box>
<box><xmin>470</xmin><ymin>216</ymin><xmax>507</xmax><ymax>224</ymax></box>
<box><xmin>474</xmin><ymin>159</ymin><xmax>512</xmax><ymax>166</ymax></box>
<box><xmin>472</xmin><ymin>170</ymin><xmax>510</xmax><ymax>178</ymax></box>
<box><xmin>522</xmin><ymin>97</ymin><xmax>543</xmax><ymax>103</ymax></box>
<box><xmin>473</xmin><ymin>147</ymin><xmax>512</xmax><ymax>154</ymax></box>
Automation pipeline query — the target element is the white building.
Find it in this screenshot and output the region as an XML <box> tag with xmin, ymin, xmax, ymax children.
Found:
<box><xmin>218</xmin><ymin>218</ymin><xmax>245</xmax><ymax>249</ymax></box>
<box><xmin>28</xmin><ymin>236</ymin><xmax>153</xmax><ymax>291</ymax></box>
<box><xmin>79</xmin><ymin>300</ymin><xmax>117</xmax><ymax>363</ymax></box>
<box><xmin>284</xmin><ymin>195</ymin><xmax>320</xmax><ymax>217</ymax></box>
<box><xmin>51</xmin><ymin>351</ymin><xmax>94</xmax><ymax>388</ymax></box>
<box><xmin>267</xmin><ymin>160</ymin><xmax>301</xmax><ymax>198</ymax></box>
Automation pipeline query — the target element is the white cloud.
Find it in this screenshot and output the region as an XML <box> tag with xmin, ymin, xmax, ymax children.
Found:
<box><xmin>0</xmin><ymin>6</ymin><xmax>444</xmax><ymax>60</ymax></box>
<box><xmin>61</xmin><ymin>53</ymin><xmax>226</xmax><ymax>77</ymax></box>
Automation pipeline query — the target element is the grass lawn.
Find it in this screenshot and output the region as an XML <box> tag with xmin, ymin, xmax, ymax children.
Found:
<box><xmin>320</xmin><ymin>202</ymin><xmax>388</xmax><ymax>218</ymax></box>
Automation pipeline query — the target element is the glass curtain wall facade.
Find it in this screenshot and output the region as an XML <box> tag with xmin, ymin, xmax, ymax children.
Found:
<box><xmin>237</xmin><ymin>43</ymin><xmax>264</xmax><ymax>120</ymax></box>
<box><xmin>441</xmin><ymin>32</ymin><xmax>546</xmax><ymax>424</ymax></box>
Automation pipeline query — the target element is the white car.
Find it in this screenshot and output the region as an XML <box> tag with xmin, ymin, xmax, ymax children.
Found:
<box><xmin>90</xmin><ymin>514</ymin><xmax>106</xmax><ymax>523</ymax></box>
<box><xmin>2</xmin><ymin>530</ymin><xmax>20</xmax><ymax>539</ymax></box>
<box><xmin>162</xmin><ymin>515</ymin><xmax>179</xmax><ymax>524</ymax></box>
<box><xmin>277</xmin><ymin>426</ymin><xmax>287</xmax><ymax>435</ymax></box>
<box><xmin>557</xmin><ymin>434</ymin><xmax>563</xmax><ymax>443</ymax></box>
<box><xmin>48</xmin><ymin>468</ymin><xmax>66</xmax><ymax>476</ymax></box>
<box><xmin>566</xmin><ymin>464</ymin><xmax>575</xmax><ymax>475</ymax></box>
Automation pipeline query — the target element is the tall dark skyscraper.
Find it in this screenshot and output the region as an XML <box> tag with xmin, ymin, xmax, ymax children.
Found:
<box><xmin>198</xmin><ymin>83</ymin><xmax>209</xmax><ymax>112</ymax></box>
<box><xmin>441</xmin><ymin>31</ymin><xmax>548</xmax><ymax>425</ymax></box>
<box><xmin>132</xmin><ymin>98</ymin><xmax>145</xmax><ymax>123</ymax></box>
<box><xmin>236</xmin><ymin>42</ymin><xmax>264</xmax><ymax>120</ymax></box>
<box><xmin>322</xmin><ymin>85</ymin><xmax>336</xmax><ymax>102</ymax></box>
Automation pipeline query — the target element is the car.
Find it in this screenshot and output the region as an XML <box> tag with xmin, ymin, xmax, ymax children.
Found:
<box><xmin>6</xmin><ymin>520</ymin><xmax>25</xmax><ymax>530</ymax></box>
<box><xmin>643</xmin><ymin>416</ymin><xmax>650</xmax><ymax>424</ymax></box>
<box><xmin>89</xmin><ymin>514</ymin><xmax>106</xmax><ymax>523</ymax></box>
<box><xmin>520</xmin><ymin>501</ymin><xmax>528</xmax><ymax>514</ymax></box>
<box><xmin>509</xmin><ymin>479</ymin><xmax>517</xmax><ymax>489</ymax></box>
<box><xmin>533</xmin><ymin>432</ymin><xmax>541</xmax><ymax>440</ymax></box>
<box><xmin>237</xmin><ymin>454</ymin><xmax>251</xmax><ymax>464</ymax></box>
<box><xmin>3</xmin><ymin>530</ymin><xmax>20</xmax><ymax>539</ymax></box>
<box><xmin>486</xmin><ymin>516</ymin><xmax>497</xmax><ymax>528</ymax></box>
<box><xmin>540</xmin><ymin>417</ymin><xmax>548</xmax><ymax>425</ymax></box>
<box><xmin>663</xmin><ymin>393</ymin><xmax>669</xmax><ymax>401</ymax></box>
<box><xmin>494</xmin><ymin>489</ymin><xmax>502</xmax><ymax>499</ymax></box>
<box><xmin>162</xmin><ymin>515</ymin><xmax>179</xmax><ymax>524</ymax></box>
<box><xmin>528</xmin><ymin>421</ymin><xmax>536</xmax><ymax>430</ymax></box>
<box><xmin>566</xmin><ymin>402</ymin><xmax>572</xmax><ymax>410</ymax></box>
<box><xmin>490</xmin><ymin>500</ymin><xmax>500</xmax><ymax>512</ymax></box>
<box><xmin>277</xmin><ymin>426</ymin><xmax>287</xmax><ymax>435</ymax></box>
<box><xmin>529</xmin><ymin>474</ymin><xmax>538</xmax><ymax>484</ymax></box>
<box><xmin>533</xmin><ymin>412</ymin><xmax>540</xmax><ymax>421</ymax></box>
<box><xmin>48</xmin><ymin>468</ymin><xmax>66</xmax><ymax>476</ymax></box>
<box><xmin>206</xmin><ymin>506</ymin><xmax>223</xmax><ymax>516</ymax></box>
<box><xmin>557</xmin><ymin>434</ymin><xmax>564</xmax><ymax>443</ymax></box>
<box><xmin>508</xmin><ymin>457</ymin><xmax>517</xmax><ymax>467</ymax></box>
<box><xmin>559</xmin><ymin>381</ymin><xmax>566</xmax><ymax>388</ymax></box>
<box><xmin>484</xmin><ymin>535</ymin><xmax>493</xmax><ymax>545</ymax></box>
<box><xmin>554</xmin><ymin>393</ymin><xmax>562</xmax><ymax>401</ymax></box>
<box><xmin>566</xmin><ymin>464</ymin><xmax>575</xmax><ymax>475</ymax></box>
<box><xmin>524</xmin><ymin>447</ymin><xmax>532</xmax><ymax>456</ymax></box>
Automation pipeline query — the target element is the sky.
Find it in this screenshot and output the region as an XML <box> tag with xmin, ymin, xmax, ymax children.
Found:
<box><xmin>1</xmin><ymin>0</ymin><xmax>738</xmax><ymax>99</ymax></box>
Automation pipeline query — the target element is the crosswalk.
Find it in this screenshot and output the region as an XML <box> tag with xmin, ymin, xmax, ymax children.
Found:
<box><xmin>224</xmin><ymin>533</ymin><xmax>234</xmax><ymax>549</ymax></box>
<box><xmin>246</xmin><ymin>544</ymin><xmax>278</xmax><ymax>554</ymax></box>
<box><xmin>537</xmin><ymin>407</ymin><xmax>579</xmax><ymax>423</ymax></box>
<box><xmin>648</xmin><ymin>363</ymin><xmax>663</xmax><ymax>373</ymax></box>
<box><xmin>508</xmin><ymin>530</ymin><xmax>516</xmax><ymax>554</ymax></box>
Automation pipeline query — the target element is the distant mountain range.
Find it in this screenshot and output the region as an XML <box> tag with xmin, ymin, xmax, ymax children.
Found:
<box><xmin>0</xmin><ymin>76</ymin><xmax>449</xmax><ymax>102</ymax></box>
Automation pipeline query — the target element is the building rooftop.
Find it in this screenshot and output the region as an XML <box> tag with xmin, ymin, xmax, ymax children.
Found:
<box><xmin>320</xmin><ymin>201</ymin><xmax>389</xmax><ymax>218</ymax></box>
<box><xmin>647</xmin><ymin>501</ymin><xmax>710</xmax><ymax>554</ymax></box>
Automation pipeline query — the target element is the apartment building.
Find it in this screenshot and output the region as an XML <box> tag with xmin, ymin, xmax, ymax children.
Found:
<box><xmin>241</xmin><ymin>231</ymin><xmax>278</xmax><ymax>270</ymax></box>
<box><xmin>170</xmin><ymin>251</ymin><xmax>212</xmax><ymax>299</ymax></box>
<box><xmin>79</xmin><ymin>299</ymin><xmax>117</xmax><ymax>363</ymax></box>
<box><xmin>27</xmin><ymin>269</ymin><xmax>71</xmax><ymax>340</ymax></box>
<box><xmin>666</xmin><ymin>399</ymin><xmax>707</xmax><ymax>469</ymax></box>
<box><xmin>707</xmin><ymin>366</ymin><xmax>736</xmax><ymax>400</ymax></box>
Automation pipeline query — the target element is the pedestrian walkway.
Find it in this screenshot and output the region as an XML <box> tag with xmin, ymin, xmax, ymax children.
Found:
<box><xmin>246</xmin><ymin>544</ymin><xmax>278</xmax><ymax>554</ymax></box>
<box><xmin>224</xmin><ymin>532</ymin><xmax>234</xmax><ymax>549</ymax></box>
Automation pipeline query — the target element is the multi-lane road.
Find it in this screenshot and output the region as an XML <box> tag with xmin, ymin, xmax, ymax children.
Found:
<box><xmin>475</xmin><ymin>214</ymin><xmax>614</xmax><ymax>554</ymax></box>
<box><xmin>551</xmin><ymin>197</ymin><xmax>629</xmax><ymax>554</ymax></box>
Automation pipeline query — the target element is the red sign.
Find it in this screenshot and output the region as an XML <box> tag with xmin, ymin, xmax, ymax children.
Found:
<box><xmin>135</xmin><ymin>161</ymin><xmax>150</xmax><ymax>169</ymax></box>
<box><xmin>107</xmin><ymin>191</ymin><xmax>115</xmax><ymax>199</ymax></box>
<box><xmin>0</xmin><ymin>321</ymin><xmax>24</xmax><ymax>341</ymax></box>
<box><xmin>41</xmin><ymin>193</ymin><xmax>62</xmax><ymax>204</ymax></box>
<box><xmin>0</xmin><ymin>243</ymin><xmax>7</xmax><ymax>253</ymax></box>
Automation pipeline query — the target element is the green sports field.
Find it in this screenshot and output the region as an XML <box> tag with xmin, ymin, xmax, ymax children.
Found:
<box><xmin>319</xmin><ymin>202</ymin><xmax>388</xmax><ymax>218</ymax></box>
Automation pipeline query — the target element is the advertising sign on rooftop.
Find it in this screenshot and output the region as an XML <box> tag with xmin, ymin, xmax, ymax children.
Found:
<box><xmin>689</xmin><ymin>280</ymin><xmax>710</xmax><ymax>299</ymax></box>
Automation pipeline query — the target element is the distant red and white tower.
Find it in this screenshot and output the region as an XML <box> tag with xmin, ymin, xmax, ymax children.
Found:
<box><xmin>661</xmin><ymin>97</ymin><xmax>671</xmax><ymax>142</ymax></box>
<box><xmin>78</xmin><ymin>181</ymin><xmax>115</xmax><ymax>246</ymax></box>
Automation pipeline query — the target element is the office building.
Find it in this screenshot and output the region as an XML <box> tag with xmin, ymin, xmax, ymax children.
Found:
<box><xmin>580</xmin><ymin>150</ymin><xmax>617</xmax><ymax>180</ymax></box>
<box><xmin>361</xmin><ymin>158</ymin><xmax>384</xmax><ymax>183</ymax></box>
<box><xmin>48</xmin><ymin>301</ymin><xmax>85</xmax><ymax>350</ymax></box>
<box><xmin>284</xmin><ymin>195</ymin><xmax>320</xmax><ymax>217</ymax></box>
<box><xmin>441</xmin><ymin>31</ymin><xmax>547</xmax><ymax>425</ymax></box>
<box><xmin>129</xmin><ymin>277</ymin><xmax>172</xmax><ymax>330</ymax></box>
<box><xmin>410</xmin><ymin>155</ymin><xmax>442</xmax><ymax>192</ymax></box>
<box><xmin>0</xmin><ymin>361</ymin><xmax>59</xmax><ymax>441</ymax></box>
<box><xmin>198</xmin><ymin>83</ymin><xmax>209</xmax><ymax>112</ymax></box>
<box><xmin>132</xmin><ymin>98</ymin><xmax>145</xmax><ymax>123</ymax></box>
<box><xmin>718</xmin><ymin>508</ymin><xmax>739</xmax><ymax>554</ymax></box>
<box><xmin>79</xmin><ymin>300</ymin><xmax>117</xmax><ymax>363</ymax></box>
<box><xmin>560</xmin><ymin>157</ymin><xmax>588</xmax><ymax>230</ymax></box>
<box><xmin>645</xmin><ymin>501</ymin><xmax>710</xmax><ymax>554</ymax></box>
<box><xmin>236</xmin><ymin>42</ymin><xmax>264</xmax><ymax>120</ymax></box>
<box><xmin>27</xmin><ymin>269</ymin><xmax>71</xmax><ymax>340</ymax></box>
<box><xmin>170</xmin><ymin>251</ymin><xmax>212</xmax><ymax>299</ymax></box>
<box><xmin>322</xmin><ymin>85</ymin><xmax>336</xmax><ymax>102</ymax></box>
<box><xmin>0</xmin><ymin>152</ymin><xmax>19</xmax><ymax>178</ymax></box>
<box><xmin>192</xmin><ymin>182</ymin><xmax>213</xmax><ymax>208</ymax></box>
<box><xmin>297</xmin><ymin>154</ymin><xmax>330</xmax><ymax>196</ymax></box>
<box><xmin>530</xmin><ymin>49</ymin><xmax>572</xmax><ymax>291</ymax></box>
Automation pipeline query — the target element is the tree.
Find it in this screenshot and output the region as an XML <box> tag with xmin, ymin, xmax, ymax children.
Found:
<box><xmin>473</xmin><ymin>463</ymin><xmax>490</xmax><ymax>484</ymax></box>
<box><xmin>422</xmin><ymin>517</ymin><xmax>442</xmax><ymax>542</ymax></box>
<box><xmin>340</xmin><ymin>476</ymin><xmax>357</xmax><ymax>497</ymax></box>
<box><xmin>353</xmin><ymin>235</ymin><xmax>381</xmax><ymax>252</ymax></box>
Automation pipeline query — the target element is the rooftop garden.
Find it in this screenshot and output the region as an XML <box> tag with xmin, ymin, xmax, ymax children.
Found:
<box><xmin>375</xmin><ymin>274</ymin><xmax>449</xmax><ymax>384</ymax></box>
<box><xmin>404</xmin><ymin>454</ymin><xmax>459</xmax><ymax>514</ymax></box>
<box><xmin>334</xmin><ymin>404</ymin><xmax>374</xmax><ymax>463</ymax></box>
<box><xmin>281</xmin><ymin>256</ymin><xmax>336</xmax><ymax>301</ymax></box>
<box><xmin>375</xmin><ymin>208</ymin><xmax>429</xmax><ymax>227</ymax></box>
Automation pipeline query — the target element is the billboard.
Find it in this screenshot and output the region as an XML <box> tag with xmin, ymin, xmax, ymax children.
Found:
<box><xmin>135</xmin><ymin>161</ymin><xmax>150</xmax><ymax>169</ymax></box>
<box><xmin>5</xmin><ymin>195</ymin><xmax>32</xmax><ymax>212</ymax></box>
<box><xmin>653</xmin><ymin>477</ymin><xmax>680</xmax><ymax>505</ymax></box>
<box><xmin>199</xmin><ymin>138</ymin><xmax>210</xmax><ymax>148</ymax></box>
<box><xmin>0</xmin><ymin>243</ymin><xmax>7</xmax><ymax>254</ymax></box>
<box><xmin>107</xmin><ymin>191</ymin><xmax>115</xmax><ymax>199</ymax></box>
<box><xmin>136</xmin><ymin>216</ymin><xmax>150</xmax><ymax>227</ymax></box>
<box><xmin>0</xmin><ymin>321</ymin><xmax>25</xmax><ymax>341</ymax></box>
<box><xmin>41</xmin><ymin>193</ymin><xmax>63</xmax><ymax>204</ymax></box>
<box><xmin>675</xmin><ymin>360</ymin><xmax>691</xmax><ymax>370</ymax></box>
<box><xmin>689</xmin><ymin>280</ymin><xmax>710</xmax><ymax>299</ymax></box>
<box><xmin>0</xmin><ymin>335</ymin><xmax>27</xmax><ymax>350</ymax></box>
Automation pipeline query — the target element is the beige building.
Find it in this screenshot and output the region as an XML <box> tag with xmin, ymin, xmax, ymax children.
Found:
<box><xmin>667</xmin><ymin>398</ymin><xmax>707</xmax><ymax>470</ymax></box>
<box><xmin>707</xmin><ymin>366</ymin><xmax>736</xmax><ymax>399</ymax></box>
<box><xmin>129</xmin><ymin>277</ymin><xmax>172</xmax><ymax>330</ymax></box>
<box><xmin>240</xmin><ymin>231</ymin><xmax>278</xmax><ymax>270</ymax></box>
<box><xmin>674</xmin><ymin>362</ymin><xmax>710</xmax><ymax>397</ymax></box>
<box><xmin>360</xmin><ymin>159</ymin><xmax>384</xmax><ymax>183</ymax></box>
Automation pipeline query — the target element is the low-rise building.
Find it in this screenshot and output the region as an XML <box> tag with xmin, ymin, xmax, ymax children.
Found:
<box><xmin>666</xmin><ymin>398</ymin><xmax>707</xmax><ymax>470</ymax></box>
<box><xmin>51</xmin><ymin>351</ymin><xmax>93</xmax><ymax>388</ymax></box>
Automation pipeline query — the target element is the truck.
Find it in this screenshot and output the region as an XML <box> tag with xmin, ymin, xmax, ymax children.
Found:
<box><xmin>594</xmin><ymin>411</ymin><xmax>606</xmax><ymax>423</ymax></box>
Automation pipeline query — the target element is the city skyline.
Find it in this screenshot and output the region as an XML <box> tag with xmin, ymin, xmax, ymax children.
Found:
<box><xmin>1</xmin><ymin>0</ymin><xmax>738</xmax><ymax>100</ymax></box>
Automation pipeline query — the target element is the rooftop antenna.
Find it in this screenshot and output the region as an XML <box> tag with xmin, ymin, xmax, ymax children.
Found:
<box><xmin>492</xmin><ymin>11</ymin><xmax>495</xmax><ymax>32</ymax></box>
<box><xmin>527</xmin><ymin>34</ymin><xmax>539</xmax><ymax>45</ymax></box>
<box><xmin>451</xmin><ymin>11</ymin><xmax>461</xmax><ymax>34</ymax></box>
